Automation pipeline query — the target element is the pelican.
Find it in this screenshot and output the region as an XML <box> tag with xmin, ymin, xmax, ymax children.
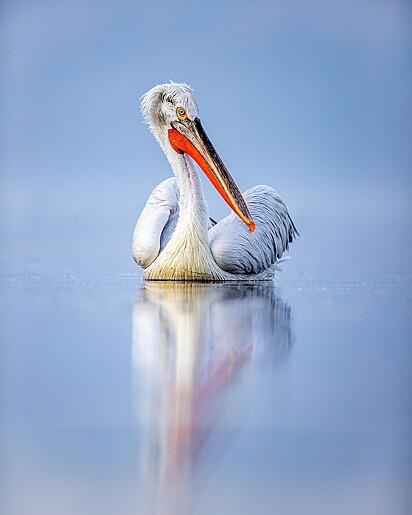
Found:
<box><xmin>132</xmin><ymin>82</ymin><xmax>298</xmax><ymax>281</ymax></box>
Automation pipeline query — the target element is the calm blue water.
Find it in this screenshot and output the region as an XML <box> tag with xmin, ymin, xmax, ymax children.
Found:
<box><xmin>1</xmin><ymin>272</ymin><xmax>411</xmax><ymax>515</ymax></box>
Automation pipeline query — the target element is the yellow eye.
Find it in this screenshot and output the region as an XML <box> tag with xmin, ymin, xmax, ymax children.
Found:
<box><xmin>176</xmin><ymin>107</ymin><xmax>187</xmax><ymax>120</ymax></box>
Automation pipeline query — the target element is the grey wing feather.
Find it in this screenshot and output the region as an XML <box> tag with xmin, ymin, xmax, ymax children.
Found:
<box><xmin>132</xmin><ymin>177</ymin><xmax>179</xmax><ymax>268</ymax></box>
<box><xmin>209</xmin><ymin>185</ymin><xmax>298</xmax><ymax>275</ymax></box>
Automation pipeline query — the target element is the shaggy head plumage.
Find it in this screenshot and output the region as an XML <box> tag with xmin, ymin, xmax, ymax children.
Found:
<box><xmin>140</xmin><ymin>82</ymin><xmax>199</xmax><ymax>145</ymax></box>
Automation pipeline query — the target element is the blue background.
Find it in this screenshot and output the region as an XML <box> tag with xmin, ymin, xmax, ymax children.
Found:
<box><xmin>1</xmin><ymin>3</ymin><xmax>412</xmax><ymax>514</ymax></box>
<box><xmin>1</xmin><ymin>0</ymin><xmax>411</xmax><ymax>278</ymax></box>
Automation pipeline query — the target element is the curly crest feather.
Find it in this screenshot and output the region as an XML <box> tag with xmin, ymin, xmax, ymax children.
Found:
<box><xmin>140</xmin><ymin>82</ymin><xmax>199</xmax><ymax>146</ymax></box>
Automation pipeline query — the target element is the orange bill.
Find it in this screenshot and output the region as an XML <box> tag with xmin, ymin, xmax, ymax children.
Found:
<box><xmin>168</xmin><ymin>118</ymin><xmax>255</xmax><ymax>232</ymax></box>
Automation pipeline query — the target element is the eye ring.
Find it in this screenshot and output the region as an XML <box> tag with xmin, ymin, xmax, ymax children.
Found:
<box><xmin>176</xmin><ymin>107</ymin><xmax>188</xmax><ymax>120</ymax></box>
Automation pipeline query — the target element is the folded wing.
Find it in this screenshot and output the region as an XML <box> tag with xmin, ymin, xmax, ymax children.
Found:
<box><xmin>132</xmin><ymin>177</ymin><xmax>179</xmax><ymax>268</ymax></box>
<box><xmin>209</xmin><ymin>185</ymin><xmax>298</xmax><ymax>275</ymax></box>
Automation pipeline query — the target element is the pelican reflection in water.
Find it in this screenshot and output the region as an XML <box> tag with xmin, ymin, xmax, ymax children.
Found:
<box><xmin>132</xmin><ymin>283</ymin><xmax>294</xmax><ymax>515</ymax></box>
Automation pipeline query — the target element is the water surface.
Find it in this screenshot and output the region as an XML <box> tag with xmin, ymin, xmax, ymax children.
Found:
<box><xmin>1</xmin><ymin>273</ymin><xmax>411</xmax><ymax>514</ymax></box>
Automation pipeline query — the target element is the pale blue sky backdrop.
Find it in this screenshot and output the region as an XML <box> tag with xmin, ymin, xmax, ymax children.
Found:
<box><xmin>1</xmin><ymin>0</ymin><xmax>411</xmax><ymax>278</ymax></box>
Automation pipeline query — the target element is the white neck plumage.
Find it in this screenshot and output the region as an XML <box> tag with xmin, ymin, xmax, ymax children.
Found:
<box><xmin>143</xmin><ymin>132</ymin><xmax>226</xmax><ymax>281</ymax></box>
<box><xmin>165</xmin><ymin>144</ymin><xmax>209</xmax><ymax>232</ymax></box>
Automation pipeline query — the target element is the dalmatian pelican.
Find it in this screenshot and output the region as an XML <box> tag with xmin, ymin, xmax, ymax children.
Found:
<box><xmin>132</xmin><ymin>82</ymin><xmax>298</xmax><ymax>281</ymax></box>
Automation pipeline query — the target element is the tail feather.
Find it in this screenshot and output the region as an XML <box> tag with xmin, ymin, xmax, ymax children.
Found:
<box><xmin>273</xmin><ymin>256</ymin><xmax>291</xmax><ymax>272</ymax></box>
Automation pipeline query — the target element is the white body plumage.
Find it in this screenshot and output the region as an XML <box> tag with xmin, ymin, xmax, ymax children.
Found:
<box><xmin>132</xmin><ymin>83</ymin><xmax>297</xmax><ymax>281</ymax></box>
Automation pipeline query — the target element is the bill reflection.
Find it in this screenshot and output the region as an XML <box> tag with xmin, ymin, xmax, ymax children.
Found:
<box><xmin>132</xmin><ymin>283</ymin><xmax>293</xmax><ymax>515</ymax></box>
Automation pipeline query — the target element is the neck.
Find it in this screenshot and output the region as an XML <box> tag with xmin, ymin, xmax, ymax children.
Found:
<box><xmin>143</xmin><ymin>134</ymin><xmax>225</xmax><ymax>281</ymax></box>
<box><xmin>163</xmin><ymin>140</ymin><xmax>210</xmax><ymax>233</ymax></box>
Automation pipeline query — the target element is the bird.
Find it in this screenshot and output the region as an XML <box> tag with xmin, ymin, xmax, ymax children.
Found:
<box><xmin>132</xmin><ymin>82</ymin><xmax>298</xmax><ymax>282</ymax></box>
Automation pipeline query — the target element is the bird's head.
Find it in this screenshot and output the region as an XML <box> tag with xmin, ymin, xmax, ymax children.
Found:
<box><xmin>141</xmin><ymin>82</ymin><xmax>199</xmax><ymax>134</ymax></box>
<box><xmin>141</xmin><ymin>82</ymin><xmax>255</xmax><ymax>232</ymax></box>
